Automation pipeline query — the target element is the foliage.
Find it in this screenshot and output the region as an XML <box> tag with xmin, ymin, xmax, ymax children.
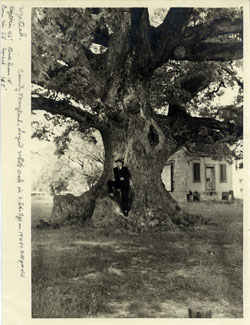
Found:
<box><xmin>150</xmin><ymin>60</ymin><xmax>242</xmax><ymax>109</ymax></box>
<box><xmin>185</xmin><ymin>140</ymin><xmax>243</xmax><ymax>163</ymax></box>
<box><xmin>51</xmin><ymin>129</ymin><xmax>104</xmax><ymax>192</ymax></box>
<box><xmin>32</xmin><ymin>7</ymin><xmax>243</xmax><ymax>108</ymax></box>
<box><xmin>31</xmin><ymin>113</ymin><xmax>104</xmax><ymax>195</ymax></box>
<box><xmin>31</xmin><ymin>7</ymin><xmax>243</xmax><ymax>171</ymax></box>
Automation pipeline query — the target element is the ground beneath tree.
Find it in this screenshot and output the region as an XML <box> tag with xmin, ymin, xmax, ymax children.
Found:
<box><xmin>32</xmin><ymin>201</ymin><xmax>243</xmax><ymax>318</ymax></box>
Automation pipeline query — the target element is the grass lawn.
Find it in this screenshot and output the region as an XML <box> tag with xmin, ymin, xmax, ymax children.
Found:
<box><xmin>32</xmin><ymin>199</ymin><xmax>243</xmax><ymax>318</ymax></box>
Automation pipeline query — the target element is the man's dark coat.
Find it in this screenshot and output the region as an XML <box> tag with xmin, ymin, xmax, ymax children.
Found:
<box><xmin>113</xmin><ymin>166</ymin><xmax>131</xmax><ymax>188</ymax></box>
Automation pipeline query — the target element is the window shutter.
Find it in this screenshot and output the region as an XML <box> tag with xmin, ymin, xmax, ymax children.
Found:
<box><xmin>220</xmin><ymin>164</ymin><xmax>227</xmax><ymax>182</ymax></box>
<box><xmin>193</xmin><ymin>163</ymin><xmax>200</xmax><ymax>182</ymax></box>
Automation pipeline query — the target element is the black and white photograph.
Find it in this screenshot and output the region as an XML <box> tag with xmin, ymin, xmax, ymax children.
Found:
<box><xmin>2</xmin><ymin>1</ymin><xmax>248</xmax><ymax>322</ymax></box>
<box><xmin>30</xmin><ymin>5</ymin><xmax>245</xmax><ymax>318</ymax></box>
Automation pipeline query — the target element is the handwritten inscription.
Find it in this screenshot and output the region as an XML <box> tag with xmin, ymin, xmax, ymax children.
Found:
<box><xmin>1</xmin><ymin>47</ymin><xmax>13</xmax><ymax>89</ymax></box>
<box><xmin>8</xmin><ymin>47</ymin><xmax>14</xmax><ymax>77</ymax></box>
<box><xmin>7</xmin><ymin>6</ymin><xmax>15</xmax><ymax>28</ymax></box>
<box><xmin>15</xmin><ymin>69</ymin><xmax>25</xmax><ymax>278</ymax></box>
<box><xmin>1</xmin><ymin>5</ymin><xmax>26</xmax><ymax>40</ymax></box>
<box><xmin>16</xmin><ymin>195</ymin><xmax>25</xmax><ymax>278</ymax></box>
<box><xmin>15</xmin><ymin>67</ymin><xmax>25</xmax><ymax>278</ymax></box>
<box><xmin>1</xmin><ymin>3</ymin><xmax>28</xmax><ymax>278</ymax></box>
<box><xmin>1</xmin><ymin>3</ymin><xmax>27</xmax><ymax>91</ymax></box>
<box><xmin>17</xmin><ymin>6</ymin><xmax>27</xmax><ymax>40</ymax></box>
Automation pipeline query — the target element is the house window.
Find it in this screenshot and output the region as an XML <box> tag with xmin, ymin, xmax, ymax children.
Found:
<box><xmin>193</xmin><ymin>163</ymin><xmax>200</xmax><ymax>182</ymax></box>
<box><xmin>220</xmin><ymin>164</ymin><xmax>227</xmax><ymax>182</ymax></box>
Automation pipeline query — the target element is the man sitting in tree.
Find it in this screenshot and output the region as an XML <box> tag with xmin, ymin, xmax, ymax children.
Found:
<box><xmin>107</xmin><ymin>159</ymin><xmax>131</xmax><ymax>216</ymax></box>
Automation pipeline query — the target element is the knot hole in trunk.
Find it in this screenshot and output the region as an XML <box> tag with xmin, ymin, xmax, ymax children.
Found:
<box><xmin>148</xmin><ymin>124</ymin><xmax>159</xmax><ymax>147</ymax></box>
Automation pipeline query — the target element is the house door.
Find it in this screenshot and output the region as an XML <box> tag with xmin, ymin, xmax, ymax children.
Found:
<box><xmin>205</xmin><ymin>166</ymin><xmax>215</xmax><ymax>190</ymax></box>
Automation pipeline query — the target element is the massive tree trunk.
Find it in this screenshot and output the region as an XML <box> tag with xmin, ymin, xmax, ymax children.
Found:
<box><xmin>49</xmin><ymin>78</ymin><xmax>192</xmax><ymax>231</ymax></box>
<box><xmin>50</xmin><ymin>125</ymin><xmax>189</xmax><ymax>231</ymax></box>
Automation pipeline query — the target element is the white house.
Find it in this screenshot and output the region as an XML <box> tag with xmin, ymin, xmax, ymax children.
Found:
<box><xmin>162</xmin><ymin>147</ymin><xmax>233</xmax><ymax>202</ymax></box>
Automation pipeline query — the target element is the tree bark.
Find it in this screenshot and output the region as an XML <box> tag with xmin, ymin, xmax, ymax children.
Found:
<box><xmin>49</xmin><ymin>120</ymin><xmax>192</xmax><ymax>231</ymax></box>
<box><xmin>49</xmin><ymin>79</ymin><xmax>195</xmax><ymax>231</ymax></box>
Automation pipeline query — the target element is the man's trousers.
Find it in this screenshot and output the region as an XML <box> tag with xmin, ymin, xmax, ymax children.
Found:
<box><xmin>107</xmin><ymin>180</ymin><xmax>130</xmax><ymax>212</ymax></box>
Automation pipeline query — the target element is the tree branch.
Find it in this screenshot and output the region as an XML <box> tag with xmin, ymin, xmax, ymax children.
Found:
<box><xmin>150</xmin><ymin>9</ymin><xmax>243</xmax><ymax>68</ymax></box>
<box><xmin>130</xmin><ymin>8</ymin><xmax>154</xmax><ymax>73</ymax></box>
<box><xmin>32</xmin><ymin>96</ymin><xmax>107</xmax><ymax>131</ymax></box>
<box><xmin>204</xmin><ymin>80</ymin><xmax>226</xmax><ymax>99</ymax></box>
<box><xmin>84</xmin><ymin>150</ymin><xmax>105</xmax><ymax>165</ymax></box>
<box><xmin>154</xmin><ymin>106</ymin><xmax>242</xmax><ymax>152</ymax></box>
<box><xmin>170</xmin><ymin>41</ymin><xmax>242</xmax><ymax>62</ymax></box>
<box><xmin>221</xmin><ymin>65</ymin><xmax>243</xmax><ymax>89</ymax></box>
<box><xmin>150</xmin><ymin>8</ymin><xmax>194</xmax><ymax>68</ymax></box>
<box><xmin>69</xmin><ymin>158</ymin><xmax>85</xmax><ymax>169</ymax></box>
<box><xmin>194</xmin><ymin>116</ymin><xmax>242</xmax><ymax>138</ymax></box>
<box><xmin>184</xmin><ymin>17</ymin><xmax>243</xmax><ymax>42</ymax></box>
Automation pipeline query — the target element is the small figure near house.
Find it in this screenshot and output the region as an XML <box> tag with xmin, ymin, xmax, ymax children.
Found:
<box><xmin>107</xmin><ymin>159</ymin><xmax>131</xmax><ymax>216</ymax></box>
<box><xmin>193</xmin><ymin>191</ymin><xmax>200</xmax><ymax>201</ymax></box>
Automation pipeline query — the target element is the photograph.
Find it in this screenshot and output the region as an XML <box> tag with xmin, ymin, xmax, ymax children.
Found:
<box><xmin>30</xmin><ymin>4</ymin><xmax>244</xmax><ymax>319</ymax></box>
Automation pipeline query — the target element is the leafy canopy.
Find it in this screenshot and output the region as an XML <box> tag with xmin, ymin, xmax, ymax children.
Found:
<box><xmin>32</xmin><ymin>7</ymin><xmax>243</xmax><ymax>161</ymax></box>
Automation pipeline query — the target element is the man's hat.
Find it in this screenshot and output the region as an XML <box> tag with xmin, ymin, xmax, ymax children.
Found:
<box><xmin>115</xmin><ymin>159</ymin><xmax>124</xmax><ymax>164</ymax></box>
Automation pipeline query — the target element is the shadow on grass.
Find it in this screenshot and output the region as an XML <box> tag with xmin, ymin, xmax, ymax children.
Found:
<box><xmin>32</xmin><ymin>202</ymin><xmax>243</xmax><ymax>318</ymax></box>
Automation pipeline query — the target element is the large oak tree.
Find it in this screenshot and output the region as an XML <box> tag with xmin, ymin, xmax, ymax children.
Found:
<box><xmin>32</xmin><ymin>7</ymin><xmax>243</xmax><ymax>230</ymax></box>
